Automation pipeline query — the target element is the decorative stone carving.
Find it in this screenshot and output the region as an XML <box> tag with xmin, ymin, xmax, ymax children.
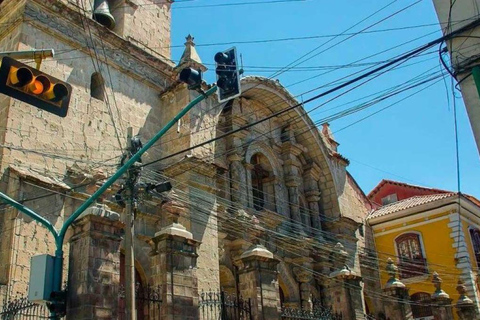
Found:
<box><xmin>431</xmin><ymin>272</ymin><xmax>454</xmax><ymax>320</ymax></box>
<box><xmin>456</xmin><ymin>280</ymin><xmax>473</xmax><ymax>305</ymax></box>
<box><xmin>432</xmin><ymin>272</ymin><xmax>449</xmax><ymax>299</ymax></box>
<box><xmin>455</xmin><ymin>279</ymin><xmax>478</xmax><ymax>320</ymax></box>
<box><xmin>385</xmin><ymin>258</ymin><xmax>405</xmax><ymax>289</ymax></box>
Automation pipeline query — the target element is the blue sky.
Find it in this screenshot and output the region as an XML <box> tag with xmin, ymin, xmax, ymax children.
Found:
<box><xmin>170</xmin><ymin>0</ymin><xmax>480</xmax><ymax>197</ymax></box>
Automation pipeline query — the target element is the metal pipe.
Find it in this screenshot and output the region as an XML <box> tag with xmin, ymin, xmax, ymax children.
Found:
<box><xmin>0</xmin><ymin>49</ymin><xmax>55</xmax><ymax>60</ymax></box>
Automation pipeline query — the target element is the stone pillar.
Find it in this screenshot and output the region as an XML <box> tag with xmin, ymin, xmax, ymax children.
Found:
<box><xmin>328</xmin><ymin>243</ymin><xmax>364</xmax><ymax>319</ymax></box>
<box><xmin>285</xmin><ymin>178</ymin><xmax>304</xmax><ymax>235</ymax></box>
<box><xmin>382</xmin><ymin>258</ymin><xmax>413</xmax><ymax>320</ymax></box>
<box><xmin>305</xmin><ymin>190</ymin><xmax>322</xmax><ymax>238</ymax></box>
<box><xmin>66</xmin><ymin>205</ymin><xmax>123</xmax><ymax>320</ymax></box>
<box><xmin>237</xmin><ymin>245</ymin><xmax>280</xmax><ymax>320</ymax></box>
<box><xmin>431</xmin><ymin>272</ymin><xmax>454</xmax><ymax>320</ymax></box>
<box><xmin>228</xmin><ymin>154</ymin><xmax>247</xmax><ymax>209</ymax></box>
<box><xmin>303</xmin><ymin>163</ymin><xmax>322</xmax><ymax>238</ymax></box>
<box><xmin>456</xmin><ymin>279</ymin><xmax>479</xmax><ymax>320</ymax></box>
<box><xmin>244</xmin><ymin>163</ymin><xmax>254</xmax><ymax>208</ymax></box>
<box><xmin>293</xmin><ymin>265</ymin><xmax>313</xmax><ymax>311</ymax></box>
<box><xmin>150</xmin><ymin>223</ymin><xmax>200</xmax><ymax>320</ymax></box>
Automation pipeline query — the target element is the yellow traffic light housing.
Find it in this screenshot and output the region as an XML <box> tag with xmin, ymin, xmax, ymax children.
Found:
<box><xmin>0</xmin><ymin>56</ymin><xmax>71</xmax><ymax>117</ymax></box>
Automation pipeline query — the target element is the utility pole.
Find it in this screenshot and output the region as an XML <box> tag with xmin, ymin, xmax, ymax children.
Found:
<box><xmin>0</xmin><ymin>68</ymin><xmax>216</xmax><ymax>317</ymax></box>
<box><xmin>124</xmin><ymin>127</ymin><xmax>136</xmax><ymax>320</ymax></box>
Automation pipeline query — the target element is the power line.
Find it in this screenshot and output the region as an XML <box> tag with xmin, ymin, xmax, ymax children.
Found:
<box><xmin>143</xmin><ymin>18</ymin><xmax>480</xmax><ymax>168</ymax></box>
<box><xmin>172</xmin><ymin>0</ymin><xmax>307</xmax><ymax>9</ymax></box>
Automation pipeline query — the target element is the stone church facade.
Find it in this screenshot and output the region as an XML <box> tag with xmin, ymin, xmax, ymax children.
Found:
<box><xmin>0</xmin><ymin>0</ymin><xmax>386</xmax><ymax>319</ymax></box>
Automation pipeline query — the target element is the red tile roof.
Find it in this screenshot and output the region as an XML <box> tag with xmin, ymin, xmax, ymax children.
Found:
<box><xmin>366</xmin><ymin>193</ymin><xmax>457</xmax><ymax>220</ymax></box>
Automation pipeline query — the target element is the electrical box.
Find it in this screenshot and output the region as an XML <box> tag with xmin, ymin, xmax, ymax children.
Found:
<box><xmin>28</xmin><ymin>254</ymin><xmax>55</xmax><ymax>303</ymax></box>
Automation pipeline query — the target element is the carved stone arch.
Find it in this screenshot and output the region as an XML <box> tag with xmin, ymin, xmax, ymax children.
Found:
<box><xmin>219</xmin><ymin>265</ymin><xmax>236</xmax><ymax>294</ymax></box>
<box><xmin>277</xmin><ymin>260</ymin><xmax>300</xmax><ymax>306</ymax></box>
<box><xmin>119</xmin><ymin>249</ymin><xmax>149</xmax><ymax>320</ymax></box>
<box><xmin>240</xmin><ymin>77</ymin><xmax>341</xmax><ymax>219</ymax></box>
<box><xmin>120</xmin><ymin>238</ymin><xmax>152</xmax><ymax>283</ymax></box>
<box><xmin>245</xmin><ymin>141</ymin><xmax>283</xmax><ymax>179</ymax></box>
<box><xmin>245</xmin><ymin>141</ymin><xmax>289</xmax><ymax>215</ymax></box>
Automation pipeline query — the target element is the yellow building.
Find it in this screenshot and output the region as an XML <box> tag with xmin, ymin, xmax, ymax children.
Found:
<box><xmin>366</xmin><ymin>180</ymin><xmax>480</xmax><ymax>319</ymax></box>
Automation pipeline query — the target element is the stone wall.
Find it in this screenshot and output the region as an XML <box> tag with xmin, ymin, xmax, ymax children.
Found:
<box><xmin>0</xmin><ymin>0</ymin><xmax>174</xmax><ymax>305</ymax></box>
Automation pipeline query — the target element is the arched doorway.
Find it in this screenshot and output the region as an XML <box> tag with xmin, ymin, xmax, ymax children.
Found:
<box><xmin>119</xmin><ymin>253</ymin><xmax>146</xmax><ymax>320</ymax></box>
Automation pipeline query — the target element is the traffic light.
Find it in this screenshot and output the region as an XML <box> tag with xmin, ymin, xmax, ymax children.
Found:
<box><xmin>179</xmin><ymin>67</ymin><xmax>202</xmax><ymax>90</ymax></box>
<box><xmin>0</xmin><ymin>56</ymin><xmax>72</xmax><ymax>117</ymax></box>
<box><xmin>214</xmin><ymin>47</ymin><xmax>241</xmax><ymax>103</ymax></box>
<box><xmin>47</xmin><ymin>290</ymin><xmax>66</xmax><ymax>316</ymax></box>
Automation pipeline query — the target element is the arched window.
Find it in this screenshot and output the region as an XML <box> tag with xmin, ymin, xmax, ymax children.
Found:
<box><xmin>250</xmin><ymin>154</ymin><xmax>275</xmax><ymax>211</ymax></box>
<box><xmin>410</xmin><ymin>292</ymin><xmax>433</xmax><ymax>319</ymax></box>
<box><xmin>395</xmin><ymin>233</ymin><xmax>427</xmax><ymax>278</ymax></box>
<box><xmin>469</xmin><ymin>227</ymin><xmax>480</xmax><ymax>268</ymax></box>
<box><xmin>90</xmin><ymin>72</ymin><xmax>105</xmax><ymax>101</ymax></box>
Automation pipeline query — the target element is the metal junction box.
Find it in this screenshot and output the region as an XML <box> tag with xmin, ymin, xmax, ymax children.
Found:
<box><xmin>28</xmin><ymin>254</ymin><xmax>55</xmax><ymax>303</ymax></box>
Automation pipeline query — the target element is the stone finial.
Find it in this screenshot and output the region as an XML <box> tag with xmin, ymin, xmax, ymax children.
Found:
<box><xmin>321</xmin><ymin>123</ymin><xmax>339</xmax><ymax>152</ymax></box>
<box><xmin>240</xmin><ymin>244</ymin><xmax>274</xmax><ymax>260</ymax></box>
<box><xmin>385</xmin><ymin>258</ymin><xmax>405</xmax><ymax>289</ymax></box>
<box><xmin>329</xmin><ymin>243</ymin><xmax>356</xmax><ymax>278</ymax></box>
<box><xmin>456</xmin><ymin>280</ymin><xmax>474</xmax><ymax>306</ymax></box>
<box><xmin>431</xmin><ymin>272</ymin><xmax>449</xmax><ymax>299</ymax></box>
<box><xmin>176</xmin><ymin>34</ymin><xmax>207</xmax><ymax>73</ymax></box>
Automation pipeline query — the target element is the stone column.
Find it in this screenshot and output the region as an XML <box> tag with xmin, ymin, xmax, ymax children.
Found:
<box><xmin>149</xmin><ymin>223</ymin><xmax>200</xmax><ymax>320</ymax></box>
<box><xmin>328</xmin><ymin>243</ymin><xmax>364</xmax><ymax>319</ymax></box>
<box><xmin>244</xmin><ymin>163</ymin><xmax>254</xmax><ymax>208</ymax></box>
<box><xmin>382</xmin><ymin>258</ymin><xmax>413</xmax><ymax>320</ymax></box>
<box><xmin>228</xmin><ymin>154</ymin><xmax>247</xmax><ymax>209</ymax></box>
<box><xmin>293</xmin><ymin>264</ymin><xmax>313</xmax><ymax>311</ymax></box>
<box><xmin>303</xmin><ymin>163</ymin><xmax>322</xmax><ymax>238</ymax></box>
<box><xmin>456</xmin><ymin>279</ymin><xmax>479</xmax><ymax>320</ymax></box>
<box><xmin>431</xmin><ymin>272</ymin><xmax>454</xmax><ymax>320</ymax></box>
<box><xmin>66</xmin><ymin>205</ymin><xmax>123</xmax><ymax>320</ymax></box>
<box><xmin>305</xmin><ymin>190</ymin><xmax>322</xmax><ymax>238</ymax></box>
<box><xmin>285</xmin><ymin>177</ymin><xmax>304</xmax><ymax>235</ymax></box>
<box><xmin>237</xmin><ymin>245</ymin><xmax>280</xmax><ymax>320</ymax></box>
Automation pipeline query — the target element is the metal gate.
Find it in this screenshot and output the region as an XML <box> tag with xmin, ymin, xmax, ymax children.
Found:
<box><xmin>0</xmin><ymin>296</ymin><xmax>51</xmax><ymax>320</ymax></box>
<box><xmin>199</xmin><ymin>291</ymin><xmax>252</xmax><ymax>320</ymax></box>
<box><xmin>119</xmin><ymin>284</ymin><xmax>162</xmax><ymax>320</ymax></box>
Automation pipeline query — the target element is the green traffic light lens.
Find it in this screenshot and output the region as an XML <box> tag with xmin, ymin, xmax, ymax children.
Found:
<box><xmin>51</xmin><ymin>83</ymin><xmax>69</xmax><ymax>102</ymax></box>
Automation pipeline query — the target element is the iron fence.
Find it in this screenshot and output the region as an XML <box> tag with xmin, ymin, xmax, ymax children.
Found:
<box><xmin>281</xmin><ymin>304</ymin><xmax>342</xmax><ymax>320</ymax></box>
<box><xmin>119</xmin><ymin>284</ymin><xmax>162</xmax><ymax>320</ymax></box>
<box><xmin>0</xmin><ymin>296</ymin><xmax>51</xmax><ymax>320</ymax></box>
<box><xmin>199</xmin><ymin>291</ymin><xmax>252</xmax><ymax>320</ymax></box>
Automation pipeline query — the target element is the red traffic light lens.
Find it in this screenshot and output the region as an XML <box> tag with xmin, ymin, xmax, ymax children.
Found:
<box><xmin>30</xmin><ymin>75</ymin><xmax>51</xmax><ymax>95</ymax></box>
